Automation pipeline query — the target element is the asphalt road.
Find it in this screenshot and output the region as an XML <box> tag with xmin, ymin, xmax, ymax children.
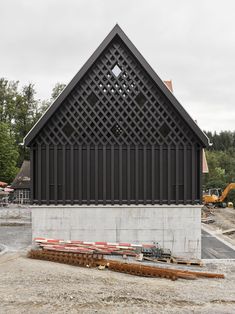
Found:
<box><xmin>0</xmin><ymin>225</ymin><xmax>31</xmax><ymax>252</ymax></box>
<box><xmin>201</xmin><ymin>229</ymin><xmax>235</xmax><ymax>259</ymax></box>
<box><xmin>1</xmin><ymin>225</ymin><xmax>235</xmax><ymax>259</ymax></box>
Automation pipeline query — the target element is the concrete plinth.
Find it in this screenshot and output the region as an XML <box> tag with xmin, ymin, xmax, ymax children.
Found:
<box><xmin>32</xmin><ymin>205</ymin><xmax>201</xmax><ymax>258</ymax></box>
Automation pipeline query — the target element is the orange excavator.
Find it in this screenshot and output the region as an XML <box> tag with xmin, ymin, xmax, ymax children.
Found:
<box><xmin>203</xmin><ymin>183</ymin><xmax>235</xmax><ymax>207</ymax></box>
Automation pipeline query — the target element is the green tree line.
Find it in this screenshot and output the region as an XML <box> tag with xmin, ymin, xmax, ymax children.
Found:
<box><xmin>204</xmin><ymin>131</ymin><xmax>235</xmax><ymax>204</ymax></box>
<box><xmin>0</xmin><ymin>78</ymin><xmax>65</xmax><ymax>183</ymax></box>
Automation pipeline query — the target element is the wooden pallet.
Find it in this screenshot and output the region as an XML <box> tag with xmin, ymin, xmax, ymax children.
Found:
<box><xmin>144</xmin><ymin>256</ymin><xmax>203</xmax><ymax>267</ymax></box>
<box><xmin>171</xmin><ymin>257</ymin><xmax>203</xmax><ymax>267</ymax></box>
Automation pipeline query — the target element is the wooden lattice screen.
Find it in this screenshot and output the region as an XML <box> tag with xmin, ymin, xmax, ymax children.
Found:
<box><xmin>30</xmin><ymin>34</ymin><xmax>203</xmax><ymax>205</ymax></box>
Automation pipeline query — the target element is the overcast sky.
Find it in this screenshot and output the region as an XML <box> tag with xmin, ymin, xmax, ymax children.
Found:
<box><xmin>0</xmin><ymin>0</ymin><xmax>235</xmax><ymax>132</ymax></box>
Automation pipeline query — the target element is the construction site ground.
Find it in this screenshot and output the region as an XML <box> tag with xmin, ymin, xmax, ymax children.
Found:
<box><xmin>0</xmin><ymin>250</ymin><xmax>234</xmax><ymax>314</ymax></box>
<box><xmin>0</xmin><ymin>207</ymin><xmax>235</xmax><ymax>313</ymax></box>
<box><xmin>202</xmin><ymin>206</ymin><xmax>235</xmax><ymax>247</ymax></box>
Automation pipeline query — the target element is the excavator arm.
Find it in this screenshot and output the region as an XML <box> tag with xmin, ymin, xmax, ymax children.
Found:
<box><xmin>218</xmin><ymin>183</ymin><xmax>235</xmax><ymax>202</ymax></box>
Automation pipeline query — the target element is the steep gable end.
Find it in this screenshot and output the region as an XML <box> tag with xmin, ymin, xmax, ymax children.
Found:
<box><xmin>24</xmin><ymin>25</ymin><xmax>208</xmax><ymax>147</ymax></box>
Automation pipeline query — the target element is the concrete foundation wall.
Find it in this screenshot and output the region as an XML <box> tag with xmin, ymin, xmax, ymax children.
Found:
<box><xmin>32</xmin><ymin>205</ymin><xmax>201</xmax><ymax>258</ymax></box>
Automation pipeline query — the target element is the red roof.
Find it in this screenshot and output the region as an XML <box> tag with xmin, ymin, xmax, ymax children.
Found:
<box><xmin>0</xmin><ymin>181</ymin><xmax>8</xmax><ymax>187</ymax></box>
<box><xmin>164</xmin><ymin>80</ymin><xmax>173</xmax><ymax>93</ymax></box>
<box><xmin>202</xmin><ymin>149</ymin><xmax>209</xmax><ymax>173</ymax></box>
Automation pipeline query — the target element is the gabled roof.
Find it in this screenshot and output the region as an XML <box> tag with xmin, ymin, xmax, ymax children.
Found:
<box><xmin>11</xmin><ymin>160</ymin><xmax>30</xmax><ymax>189</ymax></box>
<box><xmin>24</xmin><ymin>24</ymin><xmax>209</xmax><ymax>147</ymax></box>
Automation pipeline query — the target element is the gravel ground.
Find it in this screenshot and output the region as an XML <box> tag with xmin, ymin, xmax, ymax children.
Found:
<box><xmin>0</xmin><ymin>207</ymin><xmax>235</xmax><ymax>313</ymax></box>
<box><xmin>0</xmin><ymin>253</ymin><xmax>235</xmax><ymax>314</ymax></box>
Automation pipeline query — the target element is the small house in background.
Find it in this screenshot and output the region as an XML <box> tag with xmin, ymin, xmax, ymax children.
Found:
<box><xmin>11</xmin><ymin>160</ymin><xmax>30</xmax><ymax>204</ymax></box>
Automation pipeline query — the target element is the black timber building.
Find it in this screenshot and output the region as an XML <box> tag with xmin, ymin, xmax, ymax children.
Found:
<box><xmin>24</xmin><ymin>25</ymin><xmax>209</xmax><ymax>206</ymax></box>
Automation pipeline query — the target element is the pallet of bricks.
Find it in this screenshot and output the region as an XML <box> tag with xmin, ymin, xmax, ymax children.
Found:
<box><xmin>28</xmin><ymin>238</ymin><xmax>224</xmax><ymax>281</ymax></box>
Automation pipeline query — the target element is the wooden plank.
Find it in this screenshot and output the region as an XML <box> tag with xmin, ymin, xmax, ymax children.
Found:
<box><xmin>159</xmin><ymin>145</ymin><xmax>163</xmax><ymax>204</ymax></box>
<box><xmin>127</xmin><ymin>146</ymin><xmax>130</xmax><ymax>205</ymax></box>
<box><xmin>192</xmin><ymin>145</ymin><xmax>195</xmax><ymax>204</ymax></box>
<box><xmin>46</xmin><ymin>144</ymin><xmax>50</xmax><ymax>205</ymax></box>
<box><xmin>143</xmin><ymin>145</ymin><xmax>147</xmax><ymax>205</ymax></box>
<box><xmin>119</xmin><ymin>145</ymin><xmax>122</xmax><ymax>205</ymax></box>
<box><xmin>175</xmin><ymin>144</ymin><xmax>179</xmax><ymax>205</ymax></box>
<box><xmin>38</xmin><ymin>144</ymin><xmax>42</xmax><ymax>205</ymax></box>
<box><xmin>87</xmin><ymin>145</ymin><xmax>90</xmax><ymax>205</ymax></box>
<box><xmin>199</xmin><ymin>148</ymin><xmax>203</xmax><ymax>204</ymax></box>
<box><xmin>183</xmin><ymin>145</ymin><xmax>187</xmax><ymax>205</ymax></box>
<box><xmin>103</xmin><ymin>146</ymin><xmax>106</xmax><ymax>205</ymax></box>
<box><xmin>135</xmin><ymin>145</ymin><xmax>138</xmax><ymax>205</ymax></box>
<box><xmin>54</xmin><ymin>145</ymin><xmax>57</xmax><ymax>205</ymax></box>
<box><xmin>30</xmin><ymin>148</ymin><xmax>34</xmax><ymax>204</ymax></box>
<box><xmin>62</xmin><ymin>145</ymin><xmax>66</xmax><ymax>205</ymax></box>
<box><xmin>151</xmin><ymin>145</ymin><xmax>155</xmax><ymax>204</ymax></box>
<box><xmin>95</xmin><ymin>145</ymin><xmax>98</xmax><ymax>205</ymax></box>
<box><xmin>70</xmin><ymin>145</ymin><xmax>74</xmax><ymax>205</ymax></box>
<box><xmin>111</xmin><ymin>145</ymin><xmax>114</xmax><ymax>205</ymax></box>
<box><xmin>78</xmin><ymin>145</ymin><xmax>82</xmax><ymax>205</ymax></box>
<box><xmin>167</xmin><ymin>145</ymin><xmax>171</xmax><ymax>205</ymax></box>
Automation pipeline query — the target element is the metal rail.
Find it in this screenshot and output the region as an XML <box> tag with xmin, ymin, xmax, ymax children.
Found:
<box><xmin>28</xmin><ymin>249</ymin><xmax>224</xmax><ymax>280</ymax></box>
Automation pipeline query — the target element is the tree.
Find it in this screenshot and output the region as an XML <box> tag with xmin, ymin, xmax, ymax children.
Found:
<box><xmin>203</xmin><ymin>151</ymin><xmax>226</xmax><ymax>189</ymax></box>
<box><xmin>13</xmin><ymin>83</ymin><xmax>41</xmax><ymax>164</ymax></box>
<box><xmin>51</xmin><ymin>82</ymin><xmax>66</xmax><ymax>101</ymax></box>
<box><xmin>34</xmin><ymin>82</ymin><xmax>66</xmax><ymax>120</ymax></box>
<box><xmin>0</xmin><ymin>78</ymin><xmax>19</xmax><ymax>132</ymax></box>
<box><xmin>203</xmin><ymin>149</ymin><xmax>235</xmax><ymax>204</ymax></box>
<box><xmin>0</xmin><ymin>122</ymin><xmax>19</xmax><ymax>183</ymax></box>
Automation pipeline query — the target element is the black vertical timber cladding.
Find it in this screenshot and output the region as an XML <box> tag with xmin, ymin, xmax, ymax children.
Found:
<box><xmin>143</xmin><ymin>146</ymin><xmax>147</xmax><ymax>205</ymax></box>
<box><xmin>78</xmin><ymin>146</ymin><xmax>82</xmax><ymax>205</ymax></box>
<box><xmin>46</xmin><ymin>145</ymin><xmax>49</xmax><ymax>205</ymax></box>
<box><xmin>135</xmin><ymin>145</ymin><xmax>139</xmax><ymax>205</ymax></box>
<box><xmin>111</xmin><ymin>146</ymin><xmax>114</xmax><ymax>204</ymax></box>
<box><xmin>54</xmin><ymin>146</ymin><xmax>58</xmax><ymax>204</ymax></box>
<box><xmin>127</xmin><ymin>146</ymin><xmax>131</xmax><ymax>205</ymax></box>
<box><xmin>175</xmin><ymin>145</ymin><xmax>179</xmax><ymax>205</ymax></box>
<box><xmin>119</xmin><ymin>145</ymin><xmax>122</xmax><ymax>205</ymax></box>
<box><xmin>151</xmin><ymin>146</ymin><xmax>155</xmax><ymax>205</ymax></box>
<box><xmin>29</xmin><ymin>34</ymin><xmax>204</xmax><ymax>205</ymax></box>
<box><xmin>183</xmin><ymin>145</ymin><xmax>187</xmax><ymax>205</ymax></box>
<box><xmin>30</xmin><ymin>149</ymin><xmax>34</xmax><ymax>203</ymax></box>
<box><xmin>167</xmin><ymin>145</ymin><xmax>171</xmax><ymax>205</ymax></box>
<box><xmin>31</xmin><ymin>143</ymin><xmax>202</xmax><ymax>205</ymax></box>
<box><xmin>103</xmin><ymin>146</ymin><xmax>106</xmax><ymax>205</ymax></box>
<box><xmin>95</xmin><ymin>145</ymin><xmax>98</xmax><ymax>205</ymax></box>
<box><xmin>62</xmin><ymin>145</ymin><xmax>66</xmax><ymax>205</ymax></box>
<box><xmin>70</xmin><ymin>146</ymin><xmax>74</xmax><ymax>204</ymax></box>
<box><xmin>199</xmin><ymin>148</ymin><xmax>203</xmax><ymax>203</ymax></box>
<box><xmin>38</xmin><ymin>144</ymin><xmax>41</xmax><ymax>205</ymax></box>
<box><xmin>159</xmin><ymin>145</ymin><xmax>163</xmax><ymax>204</ymax></box>
<box><xmin>191</xmin><ymin>145</ymin><xmax>195</xmax><ymax>204</ymax></box>
<box><xmin>87</xmin><ymin>145</ymin><xmax>90</xmax><ymax>204</ymax></box>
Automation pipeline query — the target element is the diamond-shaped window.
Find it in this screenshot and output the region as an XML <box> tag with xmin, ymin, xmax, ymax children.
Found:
<box><xmin>112</xmin><ymin>64</ymin><xmax>122</xmax><ymax>77</ymax></box>
<box><xmin>62</xmin><ymin>122</ymin><xmax>74</xmax><ymax>138</ymax></box>
<box><xmin>87</xmin><ymin>92</ymin><xmax>98</xmax><ymax>106</ymax></box>
<box><xmin>135</xmin><ymin>92</ymin><xmax>147</xmax><ymax>107</ymax></box>
<box><xmin>159</xmin><ymin>123</ymin><xmax>170</xmax><ymax>137</ymax></box>
<box><xmin>111</xmin><ymin>123</ymin><xmax>123</xmax><ymax>137</ymax></box>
